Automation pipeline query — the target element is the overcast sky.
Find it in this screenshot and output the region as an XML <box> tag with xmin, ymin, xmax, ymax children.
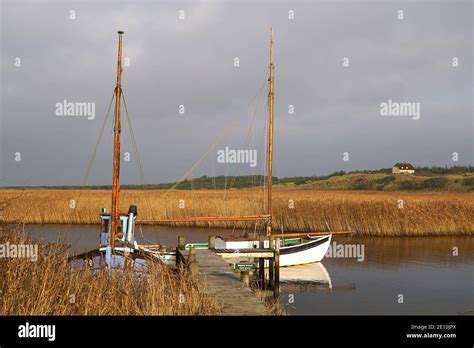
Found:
<box><xmin>1</xmin><ymin>0</ymin><xmax>472</xmax><ymax>186</ymax></box>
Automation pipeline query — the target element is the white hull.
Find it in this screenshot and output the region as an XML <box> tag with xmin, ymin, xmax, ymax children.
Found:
<box><xmin>279</xmin><ymin>235</ymin><xmax>332</xmax><ymax>266</ymax></box>
<box><xmin>215</xmin><ymin>234</ymin><xmax>332</xmax><ymax>267</ymax></box>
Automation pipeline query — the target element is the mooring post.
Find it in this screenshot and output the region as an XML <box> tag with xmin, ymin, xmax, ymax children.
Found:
<box><xmin>208</xmin><ymin>235</ymin><xmax>216</xmax><ymax>250</ymax></box>
<box><xmin>274</xmin><ymin>237</ymin><xmax>280</xmax><ymax>298</ymax></box>
<box><xmin>259</xmin><ymin>235</ymin><xmax>265</xmax><ymax>288</ymax></box>
<box><xmin>177</xmin><ymin>236</ymin><xmax>185</xmax><ymax>265</ymax></box>
<box><xmin>188</xmin><ymin>247</ymin><xmax>196</xmax><ymax>262</ymax></box>
<box><xmin>189</xmin><ymin>261</ymin><xmax>198</xmax><ymax>276</ymax></box>
<box><xmin>178</xmin><ymin>236</ymin><xmax>185</xmax><ymax>250</ymax></box>
<box><xmin>268</xmin><ymin>235</ymin><xmax>274</xmax><ymax>290</ymax></box>
<box><xmin>240</xmin><ymin>271</ymin><xmax>250</xmax><ymax>287</ymax></box>
<box><xmin>188</xmin><ymin>247</ymin><xmax>198</xmax><ymax>276</ymax></box>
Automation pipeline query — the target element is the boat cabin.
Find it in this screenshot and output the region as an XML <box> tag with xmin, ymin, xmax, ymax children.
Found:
<box><xmin>100</xmin><ymin>205</ymin><xmax>138</xmax><ymax>247</ymax></box>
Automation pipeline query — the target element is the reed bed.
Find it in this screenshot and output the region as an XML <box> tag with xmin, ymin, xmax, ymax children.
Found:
<box><xmin>0</xmin><ymin>224</ymin><xmax>222</xmax><ymax>315</ymax></box>
<box><xmin>1</xmin><ymin>189</ymin><xmax>473</xmax><ymax>236</ymax></box>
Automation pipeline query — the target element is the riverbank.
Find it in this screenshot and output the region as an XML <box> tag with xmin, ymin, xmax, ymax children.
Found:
<box><xmin>1</xmin><ymin>189</ymin><xmax>473</xmax><ymax>236</ymax></box>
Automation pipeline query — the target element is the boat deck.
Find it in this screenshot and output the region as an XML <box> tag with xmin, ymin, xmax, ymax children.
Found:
<box><xmin>178</xmin><ymin>249</ymin><xmax>270</xmax><ymax>315</ymax></box>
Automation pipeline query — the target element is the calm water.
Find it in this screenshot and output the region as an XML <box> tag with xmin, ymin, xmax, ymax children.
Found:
<box><xmin>25</xmin><ymin>224</ymin><xmax>474</xmax><ymax>315</ymax></box>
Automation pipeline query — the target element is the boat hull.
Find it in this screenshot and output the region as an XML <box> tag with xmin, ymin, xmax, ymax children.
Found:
<box><xmin>279</xmin><ymin>235</ymin><xmax>331</xmax><ymax>266</ymax></box>
<box><xmin>214</xmin><ymin>234</ymin><xmax>332</xmax><ymax>267</ymax></box>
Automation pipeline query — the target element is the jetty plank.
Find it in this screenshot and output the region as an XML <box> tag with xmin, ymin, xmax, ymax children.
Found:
<box><xmin>178</xmin><ymin>249</ymin><xmax>269</xmax><ymax>315</ymax></box>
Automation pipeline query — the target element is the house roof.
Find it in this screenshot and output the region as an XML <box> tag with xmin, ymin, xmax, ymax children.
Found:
<box><xmin>393</xmin><ymin>162</ymin><xmax>415</xmax><ymax>170</ymax></box>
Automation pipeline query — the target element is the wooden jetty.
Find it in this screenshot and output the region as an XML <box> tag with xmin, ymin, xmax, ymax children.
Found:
<box><xmin>177</xmin><ymin>236</ymin><xmax>280</xmax><ymax>316</ymax></box>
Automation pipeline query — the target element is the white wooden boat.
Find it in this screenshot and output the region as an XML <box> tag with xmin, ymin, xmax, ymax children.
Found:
<box><xmin>182</xmin><ymin>31</ymin><xmax>335</xmax><ymax>267</ymax></box>
<box><xmin>278</xmin><ymin>235</ymin><xmax>332</xmax><ymax>266</ymax></box>
<box><xmin>212</xmin><ymin>234</ymin><xmax>332</xmax><ymax>267</ymax></box>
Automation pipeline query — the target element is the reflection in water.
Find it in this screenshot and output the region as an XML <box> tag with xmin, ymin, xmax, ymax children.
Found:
<box><xmin>346</xmin><ymin>236</ymin><xmax>474</xmax><ymax>268</ymax></box>
<box><xmin>280</xmin><ymin>262</ymin><xmax>333</xmax><ymax>292</ymax></box>
<box><xmin>280</xmin><ymin>236</ymin><xmax>474</xmax><ymax>315</ymax></box>
<box><xmin>24</xmin><ymin>225</ymin><xmax>474</xmax><ymax>315</ymax></box>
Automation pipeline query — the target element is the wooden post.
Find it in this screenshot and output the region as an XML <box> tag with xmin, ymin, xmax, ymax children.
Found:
<box><xmin>177</xmin><ymin>236</ymin><xmax>185</xmax><ymax>265</ymax></box>
<box><xmin>178</xmin><ymin>236</ymin><xmax>185</xmax><ymax>250</ymax></box>
<box><xmin>258</xmin><ymin>235</ymin><xmax>265</xmax><ymax>288</ymax></box>
<box><xmin>268</xmin><ymin>235</ymin><xmax>274</xmax><ymax>290</ymax></box>
<box><xmin>240</xmin><ymin>271</ymin><xmax>250</xmax><ymax>287</ymax></box>
<box><xmin>188</xmin><ymin>247</ymin><xmax>198</xmax><ymax>276</ymax></box>
<box><xmin>208</xmin><ymin>235</ymin><xmax>216</xmax><ymax>250</ymax></box>
<box><xmin>274</xmin><ymin>237</ymin><xmax>280</xmax><ymax>298</ymax></box>
<box><xmin>188</xmin><ymin>247</ymin><xmax>196</xmax><ymax>262</ymax></box>
<box><xmin>189</xmin><ymin>261</ymin><xmax>198</xmax><ymax>276</ymax></box>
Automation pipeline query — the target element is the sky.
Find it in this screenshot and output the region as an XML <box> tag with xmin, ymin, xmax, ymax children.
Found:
<box><xmin>1</xmin><ymin>0</ymin><xmax>472</xmax><ymax>186</ymax></box>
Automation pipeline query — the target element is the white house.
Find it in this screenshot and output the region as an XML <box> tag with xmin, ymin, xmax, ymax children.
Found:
<box><xmin>392</xmin><ymin>163</ymin><xmax>415</xmax><ymax>174</ymax></box>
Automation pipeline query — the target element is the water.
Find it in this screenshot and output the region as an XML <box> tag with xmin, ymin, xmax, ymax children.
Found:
<box><xmin>25</xmin><ymin>224</ymin><xmax>474</xmax><ymax>315</ymax></box>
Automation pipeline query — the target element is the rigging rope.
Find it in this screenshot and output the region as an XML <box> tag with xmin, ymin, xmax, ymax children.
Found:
<box><xmin>76</xmin><ymin>92</ymin><xmax>115</xmax><ymax>209</ymax></box>
<box><xmin>122</xmin><ymin>91</ymin><xmax>146</xmax><ymax>187</ymax></box>
<box><xmin>72</xmin><ymin>92</ymin><xmax>115</xmax><ymax>248</ymax></box>
<box><xmin>228</xmin><ymin>78</ymin><xmax>267</xmax><ymax>190</ymax></box>
<box><xmin>162</xmin><ymin>77</ymin><xmax>269</xmax><ymax>199</ymax></box>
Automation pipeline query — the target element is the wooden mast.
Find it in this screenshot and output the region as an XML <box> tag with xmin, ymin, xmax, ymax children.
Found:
<box><xmin>110</xmin><ymin>30</ymin><xmax>124</xmax><ymax>249</ymax></box>
<box><xmin>266</xmin><ymin>28</ymin><xmax>275</xmax><ymax>236</ymax></box>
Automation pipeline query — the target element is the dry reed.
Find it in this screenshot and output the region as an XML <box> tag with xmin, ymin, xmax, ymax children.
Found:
<box><xmin>0</xmin><ymin>224</ymin><xmax>222</xmax><ymax>315</ymax></box>
<box><xmin>1</xmin><ymin>189</ymin><xmax>473</xmax><ymax>236</ymax></box>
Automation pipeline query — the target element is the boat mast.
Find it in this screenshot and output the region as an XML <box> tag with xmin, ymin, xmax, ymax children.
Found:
<box><xmin>266</xmin><ymin>28</ymin><xmax>275</xmax><ymax>236</ymax></box>
<box><xmin>110</xmin><ymin>30</ymin><xmax>124</xmax><ymax>249</ymax></box>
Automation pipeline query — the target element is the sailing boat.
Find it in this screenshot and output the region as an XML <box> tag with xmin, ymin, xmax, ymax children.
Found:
<box><xmin>189</xmin><ymin>29</ymin><xmax>333</xmax><ymax>267</ymax></box>
<box><xmin>69</xmin><ymin>31</ymin><xmax>167</xmax><ymax>268</ymax></box>
<box><xmin>72</xmin><ymin>30</ymin><xmax>335</xmax><ymax>269</ymax></box>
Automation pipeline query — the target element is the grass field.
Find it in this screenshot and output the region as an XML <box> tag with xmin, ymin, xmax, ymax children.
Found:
<box><xmin>296</xmin><ymin>172</ymin><xmax>474</xmax><ymax>191</ymax></box>
<box><xmin>1</xmin><ymin>189</ymin><xmax>473</xmax><ymax>236</ymax></box>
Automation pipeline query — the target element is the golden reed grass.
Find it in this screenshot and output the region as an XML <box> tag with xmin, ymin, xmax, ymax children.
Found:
<box><xmin>1</xmin><ymin>189</ymin><xmax>473</xmax><ymax>236</ymax></box>
<box><xmin>0</xmin><ymin>224</ymin><xmax>222</xmax><ymax>315</ymax></box>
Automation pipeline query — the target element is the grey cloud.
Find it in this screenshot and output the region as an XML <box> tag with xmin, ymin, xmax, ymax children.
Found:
<box><xmin>1</xmin><ymin>0</ymin><xmax>472</xmax><ymax>186</ymax></box>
